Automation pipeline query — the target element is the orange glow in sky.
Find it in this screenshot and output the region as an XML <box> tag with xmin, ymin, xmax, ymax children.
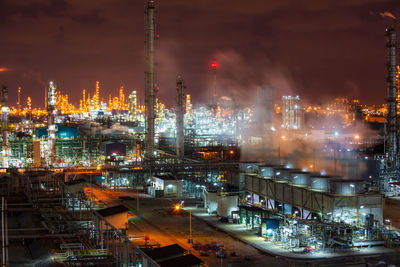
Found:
<box><xmin>0</xmin><ymin>67</ymin><xmax>8</xmax><ymax>72</ymax></box>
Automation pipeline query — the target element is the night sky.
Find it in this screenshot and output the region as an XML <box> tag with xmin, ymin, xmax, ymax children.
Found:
<box><xmin>0</xmin><ymin>0</ymin><xmax>399</xmax><ymax>107</ymax></box>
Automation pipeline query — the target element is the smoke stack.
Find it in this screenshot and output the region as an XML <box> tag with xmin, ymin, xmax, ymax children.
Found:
<box><xmin>211</xmin><ymin>62</ymin><xmax>218</xmax><ymax>108</ymax></box>
<box><xmin>144</xmin><ymin>0</ymin><xmax>156</xmax><ymax>158</ymax></box>
<box><xmin>385</xmin><ymin>26</ymin><xmax>398</xmax><ymax>169</ymax></box>
<box><xmin>47</xmin><ymin>81</ymin><xmax>57</xmax><ymax>167</ymax></box>
<box><xmin>176</xmin><ymin>76</ymin><xmax>186</xmax><ymax>159</ymax></box>
<box><xmin>1</xmin><ymin>86</ymin><xmax>8</xmax><ymax>167</ymax></box>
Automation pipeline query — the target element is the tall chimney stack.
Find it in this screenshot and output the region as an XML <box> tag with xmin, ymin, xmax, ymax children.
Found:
<box><xmin>176</xmin><ymin>76</ymin><xmax>186</xmax><ymax>159</ymax></box>
<box><xmin>144</xmin><ymin>0</ymin><xmax>156</xmax><ymax>158</ymax></box>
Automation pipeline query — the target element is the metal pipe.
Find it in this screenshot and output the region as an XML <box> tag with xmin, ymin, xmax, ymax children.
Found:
<box><xmin>100</xmin><ymin>218</ymin><xmax>103</xmax><ymax>249</ymax></box>
<box><xmin>1</xmin><ymin>197</ymin><xmax>4</xmax><ymax>267</ymax></box>
<box><xmin>119</xmin><ymin>236</ymin><xmax>122</xmax><ymax>265</ymax></box>
<box><xmin>4</xmin><ymin>199</ymin><xmax>7</xmax><ymax>266</ymax></box>
<box><xmin>125</xmin><ymin>237</ymin><xmax>129</xmax><ymax>266</ymax></box>
<box><xmin>144</xmin><ymin>0</ymin><xmax>156</xmax><ymax>158</ymax></box>
<box><xmin>106</xmin><ymin>224</ymin><xmax>109</xmax><ymax>254</ymax></box>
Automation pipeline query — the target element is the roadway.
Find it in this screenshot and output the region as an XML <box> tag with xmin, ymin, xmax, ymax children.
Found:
<box><xmin>86</xmin><ymin>187</ymin><xmax>289</xmax><ymax>266</ymax></box>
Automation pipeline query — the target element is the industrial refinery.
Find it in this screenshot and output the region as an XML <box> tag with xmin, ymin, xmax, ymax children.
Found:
<box><xmin>1</xmin><ymin>1</ymin><xmax>400</xmax><ymax>266</ymax></box>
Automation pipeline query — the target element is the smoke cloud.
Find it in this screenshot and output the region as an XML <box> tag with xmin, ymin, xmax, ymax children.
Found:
<box><xmin>205</xmin><ymin>50</ymin><xmax>297</xmax><ymax>106</ymax></box>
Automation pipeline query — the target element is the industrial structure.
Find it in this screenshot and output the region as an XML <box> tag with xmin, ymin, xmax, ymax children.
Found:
<box><xmin>282</xmin><ymin>95</ymin><xmax>303</xmax><ymax>130</ymax></box>
<box><xmin>1</xmin><ymin>1</ymin><xmax>400</xmax><ymax>266</ymax></box>
<box><xmin>221</xmin><ymin>162</ymin><xmax>388</xmax><ymax>251</ymax></box>
<box><xmin>380</xmin><ymin>24</ymin><xmax>400</xmax><ymax>194</ymax></box>
<box><xmin>144</xmin><ymin>0</ymin><xmax>157</xmax><ymax>159</ymax></box>
<box><xmin>385</xmin><ymin>26</ymin><xmax>398</xmax><ymax>170</ymax></box>
<box><xmin>176</xmin><ymin>76</ymin><xmax>186</xmax><ymax>159</ymax></box>
<box><xmin>47</xmin><ymin>81</ymin><xmax>57</xmax><ymax>167</ymax></box>
<box><xmin>211</xmin><ymin>62</ymin><xmax>218</xmax><ymax>108</ymax></box>
<box><xmin>1</xmin><ymin>86</ymin><xmax>8</xmax><ymax>168</ymax></box>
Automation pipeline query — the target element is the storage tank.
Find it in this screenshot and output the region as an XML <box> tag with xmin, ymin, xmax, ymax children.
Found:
<box><xmin>259</xmin><ymin>165</ymin><xmax>277</xmax><ymax>178</ymax></box>
<box><xmin>309</xmin><ymin>174</ymin><xmax>335</xmax><ymax>192</ymax></box>
<box><xmin>329</xmin><ymin>179</ymin><xmax>365</xmax><ymax>195</ymax></box>
<box><xmin>206</xmin><ymin>191</ymin><xmax>218</xmax><ymax>214</ymax></box>
<box><xmin>290</xmin><ymin>171</ymin><xmax>309</xmax><ymax>187</ymax></box>
<box><xmin>239</xmin><ymin>162</ymin><xmax>259</xmax><ymax>173</ymax></box>
<box><xmin>274</xmin><ymin>167</ymin><xmax>292</xmax><ymax>183</ymax></box>
<box><xmin>217</xmin><ymin>194</ymin><xmax>238</xmax><ymax>217</ymax></box>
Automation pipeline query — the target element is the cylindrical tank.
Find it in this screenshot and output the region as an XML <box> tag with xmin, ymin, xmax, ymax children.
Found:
<box><xmin>290</xmin><ymin>171</ymin><xmax>309</xmax><ymax>187</ymax></box>
<box><xmin>239</xmin><ymin>162</ymin><xmax>259</xmax><ymax>173</ymax></box>
<box><xmin>259</xmin><ymin>165</ymin><xmax>275</xmax><ymax>178</ymax></box>
<box><xmin>329</xmin><ymin>179</ymin><xmax>364</xmax><ymax>195</ymax></box>
<box><xmin>274</xmin><ymin>167</ymin><xmax>292</xmax><ymax>183</ymax></box>
<box><xmin>206</xmin><ymin>191</ymin><xmax>218</xmax><ymax>214</ymax></box>
<box><xmin>309</xmin><ymin>174</ymin><xmax>335</xmax><ymax>192</ymax></box>
<box><xmin>217</xmin><ymin>194</ymin><xmax>238</xmax><ymax>217</ymax></box>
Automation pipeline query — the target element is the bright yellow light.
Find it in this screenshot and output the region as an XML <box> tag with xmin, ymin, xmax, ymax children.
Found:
<box><xmin>229</xmin><ymin>150</ymin><xmax>234</xmax><ymax>155</ymax></box>
<box><xmin>174</xmin><ymin>204</ymin><xmax>181</xmax><ymax>211</ymax></box>
<box><xmin>281</xmin><ymin>135</ymin><xmax>286</xmax><ymax>140</ymax></box>
<box><xmin>354</xmin><ymin>134</ymin><xmax>360</xmax><ymax>140</ymax></box>
<box><xmin>96</xmin><ymin>166</ymin><xmax>101</xmax><ymax>170</ymax></box>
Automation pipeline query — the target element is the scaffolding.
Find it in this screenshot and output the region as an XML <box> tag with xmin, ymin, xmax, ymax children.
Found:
<box><xmin>0</xmin><ymin>171</ymin><xmax>161</xmax><ymax>266</ymax></box>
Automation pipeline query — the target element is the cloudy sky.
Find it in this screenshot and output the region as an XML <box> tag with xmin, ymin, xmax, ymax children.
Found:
<box><xmin>0</xmin><ymin>0</ymin><xmax>399</xmax><ymax>107</ymax></box>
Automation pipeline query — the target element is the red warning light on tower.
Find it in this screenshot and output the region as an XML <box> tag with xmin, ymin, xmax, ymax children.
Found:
<box><xmin>210</xmin><ymin>62</ymin><xmax>218</xmax><ymax>70</ymax></box>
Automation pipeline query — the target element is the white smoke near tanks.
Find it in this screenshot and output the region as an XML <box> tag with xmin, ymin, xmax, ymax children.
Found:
<box><xmin>101</xmin><ymin>123</ymin><xmax>131</xmax><ymax>135</ymax></box>
<box><xmin>87</xmin><ymin>123</ymin><xmax>131</xmax><ymax>136</ymax></box>
<box><xmin>205</xmin><ymin>50</ymin><xmax>297</xmax><ymax>106</ymax></box>
<box><xmin>202</xmin><ymin>50</ymin><xmax>380</xmax><ymax>180</ymax></box>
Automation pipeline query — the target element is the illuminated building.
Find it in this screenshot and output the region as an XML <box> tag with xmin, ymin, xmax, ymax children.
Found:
<box><xmin>93</xmin><ymin>81</ymin><xmax>100</xmax><ymax>110</ymax></box>
<box><xmin>282</xmin><ymin>95</ymin><xmax>303</xmax><ymax>130</ymax></box>
<box><xmin>129</xmin><ymin>91</ymin><xmax>137</xmax><ymax>115</ymax></box>
<box><xmin>185</xmin><ymin>94</ymin><xmax>193</xmax><ymax>126</ymax></box>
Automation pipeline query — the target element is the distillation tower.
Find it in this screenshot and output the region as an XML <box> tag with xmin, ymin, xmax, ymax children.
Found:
<box><xmin>176</xmin><ymin>76</ymin><xmax>186</xmax><ymax>159</ymax></box>
<box><xmin>386</xmin><ymin>26</ymin><xmax>398</xmax><ymax>170</ymax></box>
<box><xmin>47</xmin><ymin>81</ymin><xmax>57</xmax><ymax>167</ymax></box>
<box><xmin>1</xmin><ymin>86</ymin><xmax>8</xmax><ymax>167</ymax></box>
<box><xmin>144</xmin><ymin>0</ymin><xmax>156</xmax><ymax>158</ymax></box>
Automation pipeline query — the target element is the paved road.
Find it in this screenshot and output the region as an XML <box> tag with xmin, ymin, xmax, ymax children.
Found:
<box><xmin>88</xmin><ymin>188</ymin><xmax>400</xmax><ymax>266</ymax></box>
<box><xmin>124</xmin><ymin>197</ymin><xmax>290</xmax><ymax>267</ymax></box>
